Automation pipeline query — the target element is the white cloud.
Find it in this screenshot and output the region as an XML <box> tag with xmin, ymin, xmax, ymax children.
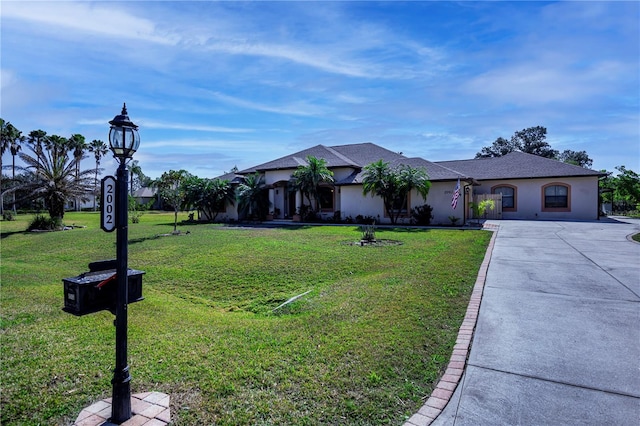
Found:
<box><xmin>0</xmin><ymin>69</ymin><xmax>17</xmax><ymax>90</ymax></box>
<box><xmin>1</xmin><ymin>1</ymin><xmax>178</xmax><ymax>45</ymax></box>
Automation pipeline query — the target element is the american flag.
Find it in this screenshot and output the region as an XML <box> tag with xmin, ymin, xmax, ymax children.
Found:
<box><xmin>451</xmin><ymin>178</ymin><xmax>461</xmax><ymax>209</ymax></box>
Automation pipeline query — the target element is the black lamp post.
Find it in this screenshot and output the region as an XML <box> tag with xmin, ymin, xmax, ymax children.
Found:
<box><xmin>108</xmin><ymin>103</ymin><xmax>140</xmax><ymax>424</ymax></box>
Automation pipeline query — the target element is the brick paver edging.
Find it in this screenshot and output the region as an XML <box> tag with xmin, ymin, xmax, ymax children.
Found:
<box><xmin>404</xmin><ymin>225</ymin><xmax>498</xmax><ymax>426</ymax></box>
<box><xmin>72</xmin><ymin>391</ymin><xmax>170</xmax><ymax>426</ymax></box>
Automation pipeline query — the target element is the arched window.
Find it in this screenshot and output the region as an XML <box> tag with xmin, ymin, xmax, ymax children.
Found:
<box><xmin>542</xmin><ymin>183</ymin><xmax>571</xmax><ymax>211</ymax></box>
<box><xmin>492</xmin><ymin>185</ymin><xmax>516</xmax><ymax>211</ymax></box>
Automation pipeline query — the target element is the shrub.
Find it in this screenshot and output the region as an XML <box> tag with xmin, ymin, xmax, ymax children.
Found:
<box><xmin>2</xmin><ymin>210</ymin><xmax>16</xmax><ymax>221</ymax></box>
<box><xmin>411</xmin><ymin>204</ymin><xmax>433</xmax><ymax>226</ymax></box>
<box><xmin>27</xmin><ymin>214</ymin><xmax>62</xmax><ymax>231</ymax></box>
<box><xmin>298</xmin><ymin>205</ymin><xmax>319</xmax><ymax>222</ymax></box>
<box><xmin>470</xmin><ymin>199</ymin><xmax>495</xmax><ymax>221</ymax></box>
<box><xmin>355</xmin><ymin>215</ymin><xmax>376</xmax><ymax>225</ymax></box>
<box><xmin>130</xmin><ymin>210</ymin><xmax>144</xmax><ymax>224</ymax></box>
<box><xmin>360</xmin><ymin>224</ymin><xmax>376</xmax><ymax>242</ymax></box>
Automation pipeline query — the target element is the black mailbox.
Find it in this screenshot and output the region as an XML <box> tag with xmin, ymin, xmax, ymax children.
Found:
<box><xmin>63</xmin><ymin>264</ymin><xmax>144</xmax><ymax>316</ymax></box>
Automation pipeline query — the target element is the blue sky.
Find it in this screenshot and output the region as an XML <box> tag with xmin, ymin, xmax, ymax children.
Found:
<box><xmin>2</xmin><ymin>1</ymin><xmax>638</xmax><ymax>180</ymax></box>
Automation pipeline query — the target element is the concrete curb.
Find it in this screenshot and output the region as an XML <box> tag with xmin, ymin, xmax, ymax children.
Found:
<box><xmin>404</xmin><ymin>225</ymin><xmax>498</xmax><ymax>426</ymax></box>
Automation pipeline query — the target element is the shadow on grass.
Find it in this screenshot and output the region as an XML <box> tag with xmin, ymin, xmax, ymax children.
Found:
<box><xmin>376</xmin><ymin>227</ymin><xmax>432</xmax><ymax>233</ymax></box>
<box><xmin>0</xmin><ymin>230</ymin><xmax>28</xmax><ymax>239</ymax></box>
<box><xmin>147</xmin><ymin>220</ymin><xmax>476</xmax><ymax>233</ymax></box>
<box><xmin>153</xmin><ymin>220</ymin><xmax>210</xmax><ymax>227</ymax></box>
<box><xmin>128</xmin><ymin>235</ymin><xmax>162</xmax><ymax>245</ymax></box>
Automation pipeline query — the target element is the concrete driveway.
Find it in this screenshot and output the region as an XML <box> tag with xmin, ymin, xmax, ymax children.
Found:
<box><xmin>429</xmin><ymin>218</ymin><xmax>640</xmax><ymax>425</ymax></box>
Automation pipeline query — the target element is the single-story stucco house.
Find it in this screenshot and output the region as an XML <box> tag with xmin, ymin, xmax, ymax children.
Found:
<box><xmin>212</xmin><ymin>142</ymin><xmax>604</xmax><ymax>225</ymax></box>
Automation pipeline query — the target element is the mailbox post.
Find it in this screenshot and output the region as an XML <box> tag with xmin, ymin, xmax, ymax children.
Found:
<box><xmin>108</xmin><ymin>104</ymin><xmax>140</xmax><ymax>424</ymax></box>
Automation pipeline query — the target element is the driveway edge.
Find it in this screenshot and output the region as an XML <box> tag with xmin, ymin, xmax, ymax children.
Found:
<box><xmin>404</xmin><ymin>225</ymin><xmax>499</xmax><ymax>426</ymax></box>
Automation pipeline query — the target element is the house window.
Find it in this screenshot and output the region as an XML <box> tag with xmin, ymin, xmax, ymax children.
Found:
<box><xmin>318</xmin><ymin>186</ymin><xmax>335</xmax><ymax>211</ymax></box>
<box><xmin>492</xmin><ymin>185</ymin><xmax>516</xmax><ymax>211</ymax></box>
<box><xmin>542</xmin><ymin>183</ymin><xmax>571</xmax><ymax>211</ymax></box>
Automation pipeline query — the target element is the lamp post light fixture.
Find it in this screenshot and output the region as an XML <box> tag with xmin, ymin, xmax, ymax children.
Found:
<box><xmin>108</xmin><ymin>103</ymin><xmax>140</xmax><ymax>424</ymax></box>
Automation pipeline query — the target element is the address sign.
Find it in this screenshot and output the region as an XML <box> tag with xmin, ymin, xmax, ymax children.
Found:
<box><xmin>101</xmin><ymin>176</ymin><xmax>117</xmax><ymax>232</ymax></box>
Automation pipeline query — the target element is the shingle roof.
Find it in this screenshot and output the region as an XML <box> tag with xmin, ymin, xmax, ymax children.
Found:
<box><xmin>216</xmin><ymin>172</ymin><xmax>245</xmax><ymax>184</ymax></box>
<box><xmin>336</xmin><ymin>157</ymin><xmax>466</xmax><ymax>185</ymax></box>
<box><xmin>132</xmin><ymin>187</ymin><xmax>157</xmax><ymax>198</ymax></box>
<box><xmin>436</xmin><ymin>151</ymin><xmax>604</xmax><ymax>180</ymax></box>
<box><xmin>236</xmin><ymin>143</ymin><xmax>603</xmax><ymax>183</ymax></box>
<box><xmin>239</xmin><ymin>142</ymin><xmax>405</xmax><ymax>174</ymax></box>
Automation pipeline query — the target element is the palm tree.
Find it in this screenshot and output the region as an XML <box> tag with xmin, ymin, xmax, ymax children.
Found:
<box><xmin>14</xmin><ymin>137</ymin><xmax>94</xmax><ymax>221</ymax></box>
<box><xmin>291</xmin><ymin>155</ymin><xmax>334</xmax><ymax>212</ymax></box>
<box><xmin>28</xmin><ymin>130</ymin><xmax>48</xmax><ymax>165</ymax></box>
<box><xmin>68</xmin><ymin>134</ymin><xmax>87</xmax><ymax>211</ymax></box>
<box><xmin>362</xmin><ymin>160</ymin><xmax>431</xmax><ymax>224</ymax></box>
<box><xmin>9</xmin><ymin>132</ymin><xmax>25</xmax><ymax>213</ymax></box>
<box><xmin>88</xmin><ymin>139</ymin><xmax>109</xmax><ymax>210</ymax></box>
<box><xmin>44</xmin><ymin>135</ymin><xmax>70</xmax><ymax>168</ymax></box>
<box><xmin>236</xmin><ymin>173</ymin><xmax>269</xmax><ymax>220</ymax></box>
<box><xmin>396</xmin><ymin>164</ymin><xmax>431</xmax><ymax>215</ymax></box>
<box><xmin>127</xmin><ymin>160</ymin><xmax>143</xmax><ymax>196</ymax></box>
<box><xmin>1</xmin><ymin>119</ymin><xmax>14</xmax><ymax>173</ymax></box>
<box><xmin>1</xmin><ymin>120</ymin><xmax>22</xmax><ymax>214</ymax></box>
<box><xmin>23</xmin><ymin>130</ymin><xmax>49</xmax><ymax>211</ymax></box>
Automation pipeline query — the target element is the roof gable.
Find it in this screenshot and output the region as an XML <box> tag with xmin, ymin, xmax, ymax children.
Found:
<box><xmin>239</xmin><ymin>142</ymin><xmax>406</xmax><ymax>174</ymax></box>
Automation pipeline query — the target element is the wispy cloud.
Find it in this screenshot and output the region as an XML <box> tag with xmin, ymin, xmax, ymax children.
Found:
<box><xmin>77</xmin><ymin>118</ymin><xmax>253</xmax><ymax>133</ymax></box>
<box><xmin>209</xmin><ymin>91</ymin><xmax>330</xmax><ymax>117</ymax></box>
<box><xmin>1</xmin><ymin>1</ymin><xmax>178</xmax><ymax>45</ymax></box>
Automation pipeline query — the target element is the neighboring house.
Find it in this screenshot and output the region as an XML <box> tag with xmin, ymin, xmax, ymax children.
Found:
<box><xmin>65</xmin><ymin>194</ymin><xmax>97</xmax><ymax>211</ymax></box>
<box><xmin>132</xmin><ymin>187</ymin><xmax>162</xmax><ymax>210</ymax></box>
<box><xmin>218</xmin><ymin>143</ymin><xmax>604</xmax><ymax>224</ymax></box>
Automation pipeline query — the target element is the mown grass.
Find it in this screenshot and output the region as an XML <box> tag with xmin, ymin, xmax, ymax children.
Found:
<box><xmin>1</xmin><ymin>212</ymin><xmax>491</xmax><ymax>425</ymax></box>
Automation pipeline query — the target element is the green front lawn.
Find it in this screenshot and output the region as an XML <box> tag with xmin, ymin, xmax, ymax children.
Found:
<box><xmin>1</xmin><ymin>212</ymin><xmax>491</xmax><ymax>425</ymax></box>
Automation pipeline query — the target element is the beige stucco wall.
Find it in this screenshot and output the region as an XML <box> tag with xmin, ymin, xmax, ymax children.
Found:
<box><xmin>471</xmin><ymin>176</ymin><xmax>600</xmax><ymax>220</ymax></box>
<box><xmin>339</xmin><ymin>184</ymin><xmax>445</xmax><ymax>224</ymax></box>
<box><xmin>216</xmin><ymin>171</ymin><xmax>599</xmax><ymax>223</ymax></box>
<box><xmin>338</xmin><ymin>176</ymin><xmax>599</xmax><ymax>224</ymax></box>
<box><xmin>424</xmin><ymin>181</ymin><xmax>465</xmax><ymax>225</ymax></box>
<box><xmin>339</xmin><ymin>185</ymin><xmax>385</xmax><ymax>222</ymax></box>
<box><xmin>264</xmin><ymin>170</ymin><xmax>291</xmax><ymax>185</ymax></box>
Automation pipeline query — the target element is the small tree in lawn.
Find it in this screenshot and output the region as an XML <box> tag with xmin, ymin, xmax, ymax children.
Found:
<box><xmin>182</xmin><ymin>175</ymin><xmax>235</xmax><ymax>221</ymax></box>
<box><xmin>154</xmin><ymin>169</ymin><xmax>191</xmax><ymax>232</ymax></box>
